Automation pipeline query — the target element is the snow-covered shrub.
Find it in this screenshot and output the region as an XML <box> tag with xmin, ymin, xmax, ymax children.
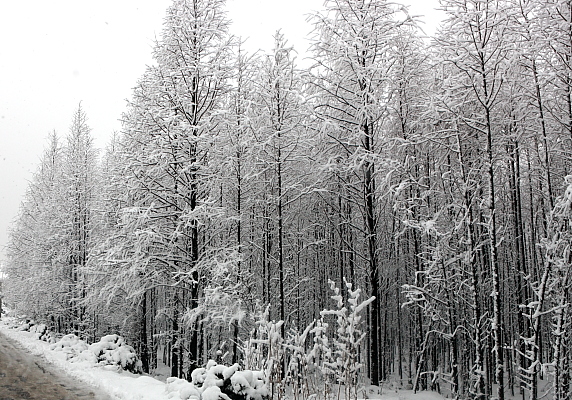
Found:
<box><xmin>24</xmin><ymin>326</ymin><xmax>142</xmax><ymax>373</ymax></box>
<box><xmin>45</xmin><ymin>332</ymin><xmax>60</xmax><ymax>343</ymax></box>
<box><xmin>16</xmin><ymin>322</ymin><xmax>30</xmax><ymax>332</ymax></box>
<box><xmin>16</xmin><ymin>319</ymin><xmax>35</xmax><ymax>331</ymax></box>
<box><xmin>241</xmin><ymin>307</ymin><xmax>285</xmax><ymax>399</ymax></box>
<box><xmin>165</xmin><ymin>360</ymin><xmax>268</xmax><ymax>400</ymax></box>
<box><xmin>229</xmin><ymin>369</ymin><xmax>268</xmax><ymax>399</ymax></box>
<box><xmin>321</xmin><ymin>279</ymin><xmax>374</xmax><ymax>400</ymax></box>
<box><xmin>50</xmin><ymin>334</ymin><xmax>90</xmax><ymax>360</ymax></box>
<box><xmin>89</xmin><ymin>334</ymin><xmax>143</xmax><ymax>373</ymax></box>
<box><xmin>1</xmin><ymin>314</ymin><xmax>26</xmax><ymax>330</ymax></box>
<box><xmin>166</xmin><ymin>377</ymin><xmax>200</xmax><ymax>400</ymax></box>
<box><xmin>94</xmin><ymin>335</ymin><xmax>141</xmax><ymax>371</ymax></box>
<box><xmin>76</xmin><ymin>348</ymin><xmax>100</xmax><ymax>364</ymax></box>
<box><xmin>284</xmin><ymin>323</ymin><xmax>315</xmax><ymax>399</ymax></box>
<box><xmin>16</xmin><ymin>322</ymin><xmax>30</xmax><ymax>331</ymax></box>
<box><xmin>305</xmin><ymin>318</ymin><xmax>335</xmax><ymax>398</ymax></box>
<box><xmin>28</xmin><ymin>323</ymin><xmax>55</xmax><ymax>342</ymax></box>
<box><xmin>29</xmin><ymin>323</ymin><xmax>46</xmax><ymax>335</ymax></box>
<box><xmin>238</xmin><ymin>281</ymin><xmax>372</xmax><ymax>400</ymax></box>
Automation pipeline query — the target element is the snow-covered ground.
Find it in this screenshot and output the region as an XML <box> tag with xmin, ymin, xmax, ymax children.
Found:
<box><xmin>0</xmin><ymin>313</ymin><xmax>446</xmax><ymax>400</ymax></box>
<box><xmin>0</xmin><ymin>316</ymin><xmax>168</xmax><ymax>400</ymax></box>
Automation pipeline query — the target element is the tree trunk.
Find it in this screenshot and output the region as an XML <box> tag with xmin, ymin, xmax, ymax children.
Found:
<box><xmin>140</xmin><ymin>290</ymin><xmax>149</xmax><ymax>374</ymax></box>
<box><xmin>363</xmin><ymin>119</ymin><xmax>380</xmax><ymax>385</ymax></box>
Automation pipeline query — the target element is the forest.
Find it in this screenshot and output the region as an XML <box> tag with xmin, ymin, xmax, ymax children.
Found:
<box><xmin>3</xmin><ymin>0</ymin><xmax>572</xmax><ymax>399</ymax></box>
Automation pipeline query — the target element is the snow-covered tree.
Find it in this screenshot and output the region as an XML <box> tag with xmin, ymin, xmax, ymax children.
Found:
<box><xmin>6</xmin><ymin>105</ymin><xmax>98</xmax><ymax>337</ymax></box>
<box><xmin>5</xmin><ymin>132</ymin><xmax>65</xmax><ymax>321</ymax></box>
<box><xmin>90</xmin><ymin>0</ymin><xmax>235</xmax><ymax>378</ymax></box>
<box><xmin>310</xmin><ymin>0</ymin><xmax>411</xmax><ymax>384</ymax></box>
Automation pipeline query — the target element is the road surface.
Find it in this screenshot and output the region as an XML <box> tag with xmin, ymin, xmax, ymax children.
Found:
<box><xmin>0</xmin><ymin>331</ymin><xmax>114</xmax><ymax>400</ymax></box>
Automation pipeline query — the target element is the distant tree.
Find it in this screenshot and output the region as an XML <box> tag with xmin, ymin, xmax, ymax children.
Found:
<box><xmin>62</xmin><ymin>104</ymin><xmax>98</xmax><ymax>336</ymax></box>
<box><xmin>252</xmin><ymin>31</ymin><xmax>309</xmax><ymax>334</ymax></box>
<box><xmin>5</xmin><ymin>132</ymin><xmax>65</xmax><ymax>323</ymax></box>
<box><xmin>6</xmin><ymin>105</ymin><xmax>97</xmax><ymax>337</ymax></box>
<box><xmin>310</xmin><ymin>0</ymin><xmax>410</xmax><ymax>384</ymax></box>
<box><xmin>436</xmin><ymin>1</ymin><xmax>515</xmax><ymax>398</ymax></box>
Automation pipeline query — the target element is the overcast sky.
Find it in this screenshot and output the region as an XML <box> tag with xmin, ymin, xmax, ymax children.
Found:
<box><xmin>0</xmin><ymin>0</ymin><xmax>443</xmax><ymax>263</ymax></box>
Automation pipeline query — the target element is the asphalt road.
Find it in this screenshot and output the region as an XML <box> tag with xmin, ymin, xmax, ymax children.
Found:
<box><xmin>0</xmin><ymin>331</ymin><xmax>114</xmax><ymax>400</ymax></box>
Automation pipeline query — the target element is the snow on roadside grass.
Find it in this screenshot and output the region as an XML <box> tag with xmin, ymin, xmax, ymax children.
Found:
<box><xmin>0</xmin><ymin>317</ymin><xmax>169</xmax><ymax>400</ymax></box>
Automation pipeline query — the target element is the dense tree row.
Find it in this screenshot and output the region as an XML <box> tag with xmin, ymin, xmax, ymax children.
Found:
<box><xmin>4</xmin><ymin>0</ymin><xmax>572</xmax><ymax>399</ymax></box>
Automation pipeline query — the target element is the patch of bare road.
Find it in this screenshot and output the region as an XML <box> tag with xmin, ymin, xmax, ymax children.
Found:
<box><xmin>0</xmin><ymin>332</ymin><xmax>114</xmax><ymax>400</ymax></box>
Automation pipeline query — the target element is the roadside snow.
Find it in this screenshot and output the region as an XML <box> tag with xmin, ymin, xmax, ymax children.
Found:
<box><xmin>0</xmin><ymin>315</ymin><xmax>447</xmax><ymax>400</ymax></box>
<box><xmin>0</xmin><ymin>318</ymin><xmax>168</xmax><ymax>400</ymax></box>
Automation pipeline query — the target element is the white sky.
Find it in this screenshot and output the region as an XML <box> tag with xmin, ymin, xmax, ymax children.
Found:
<box><xmin>0</xmin><ymin>0</ymin><xmax>443</xmax><ymax>262</ymax></box>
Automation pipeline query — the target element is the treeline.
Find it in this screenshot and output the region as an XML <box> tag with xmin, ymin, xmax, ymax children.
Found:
<box><xmin>5</xmin><ymin>0</ymin><xmax>572</xmax><ymax>399</ymax></box>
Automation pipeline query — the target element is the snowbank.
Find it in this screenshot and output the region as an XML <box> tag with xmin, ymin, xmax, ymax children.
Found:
<box><xmin>0</xmin><ymin>317</ymin><xmax>166</xmax><ymax>400</ymax></box>
<box><xmin>0</xmin><ymin>316</ymin><xmax>269</xmax><ymax>400</ymax></box>
<box><xmin>13</xmin><ymin>319</ymin><xmax>143</xmax><ymax>374</ymax></box>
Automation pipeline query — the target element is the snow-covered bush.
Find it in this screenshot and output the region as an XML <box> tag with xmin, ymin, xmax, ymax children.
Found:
<box><xmin>320</xmin><ymin>279</ymin><xmax>373</xmax><ymax>400</ymax></box>
<box><xmin>238</xmin><ymin>280</ymin><xmax>372</xmax><ymax>400</ymax></box>
<box><xmin>16</xmin><ymin>319</ymin><xmax>35</xmax><ymax>332</ymax></box>
<box><xmin>241</xmin><ymin>307</ymin><xmax>285</xmax><ymax>398</ymax></box>
<box><xmin>166</xmin><ymin>360</ymin><xmax>268</xmax><ymax>400</ymax></box>
<box><xmin>11</xmin><ymin>317</ymin><xmax>53</xmax><ymax>342</ymax></box>
<box><xmin>29</xmin><ymin>323</ymin><xmax>46</xmax><ymax>335</ymax></box>
<box><xmin>50</xmin><ymin>334</ymin><xmax>90</xmax><ymax>360</ymax></box>
<box><xmin>89</xmin><ymin>334</ymin><xmax>142</xmax><ymax>373</ymax></box>
<box><xmin>15</xmin><ymin>322</ymin><xmax>30</xmax><ymax>331</ymax></box>
<box><xmin>28</xmin><ymin>323</ymin><xmax>56</xmax><ymax>342</ymax></box>
<box><xmin>305</xmin><ymin>318</ymin><xmax>335</xmax><ymax>397</ymax></box>
<box><xmin>0</xmin><ymin>313</ymin><xmax>24</xmax><ymax>330</ymax></box>
<box><xmin>166</xmin><ymin>377</ymin><xmax>200</xmax><ymax>400</ymax></box>
<box><xmin>284</xmin><ymin>323</ymin><xmax>314</xmax><ymax>399</ymax></box>
<box><xmin>48</xmin><ymin>333</ymin><xmax>142</xmax><ymax>373</ymax></box>
<box><xmin>29</xmin><ymin>323</ymin><xmax>45</xmax><ymax>337</ymax></box>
